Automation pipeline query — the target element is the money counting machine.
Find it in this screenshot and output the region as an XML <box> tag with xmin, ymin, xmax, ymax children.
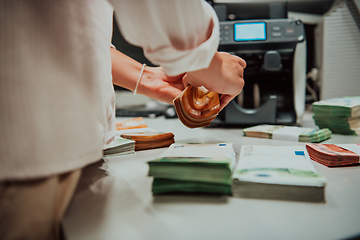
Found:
<box><xmin>212</xmin><ymin>2</ymin><xmax>306</xmax><ymax>126</ymax></box>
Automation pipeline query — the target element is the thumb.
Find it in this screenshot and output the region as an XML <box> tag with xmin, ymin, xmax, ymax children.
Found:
<box><xmin>182</xmin><ymin>74</ymin><xmax>190</xmax><ymax>88</ymax></box>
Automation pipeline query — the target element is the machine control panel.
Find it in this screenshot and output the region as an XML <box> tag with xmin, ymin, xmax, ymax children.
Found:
<box><xmin>219</xmin><ymin>19</ymin><xmax>305</xmax><ymax>45</ymax></box>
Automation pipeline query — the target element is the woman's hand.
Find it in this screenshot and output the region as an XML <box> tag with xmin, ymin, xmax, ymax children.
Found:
<box><xmin>111</xmin><ymin>48</ymin><xmax>185</xmax><ymax>105</ymax></box>
<box><xmin>111</xmin><ymin>48</ymin><xmax>246</xmax><ymax>110</ymax></box>
<box><xmin>136</xmin><ymin>67</ymin><xmax>186</xmax><ymax>105</ymax></box>
<box><xmin>182</xmin><ymin>51</ymin><xmax>246</xmax><ymax>110</ymax></box>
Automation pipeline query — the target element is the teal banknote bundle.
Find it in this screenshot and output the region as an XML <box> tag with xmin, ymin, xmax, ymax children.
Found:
<box><xmin>313</xmin><ymin>97</ymin><xmax>360</xmax><ymax>135</ymax></box>
<box><xmin>147</xmin><ymin>143</ymin><xmax>236</xmax><ymax>195</ymax></box>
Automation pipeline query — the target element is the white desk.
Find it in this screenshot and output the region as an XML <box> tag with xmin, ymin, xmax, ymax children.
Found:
<box><xmin>63</xmin><ymin>115</ymin><xmax>360</xmax><ymax>240</ymax></box>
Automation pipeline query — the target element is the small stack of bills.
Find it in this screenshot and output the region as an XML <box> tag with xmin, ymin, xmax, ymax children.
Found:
<box><xmin>243</xmin><ymin>124</ymin><xmax>332</xmax><ymax>143</ymax></box>
<box><xmin>103</xmin><ymin>135</ymin><xmax>135</xmax><ymax>157</ymax></box>
<box><xmin>232</xmin><ymin>145</ymin><xmax>327</xmax><ymax>202</ymax></box>
<box><xmin>147</xmin><ymin>143</ymin><xmax>236</xmax><ymax>195</ymax></box>
<box><xmin>312</xmin><ymin>97</ymin><xmax>360</xmax><ymax>135</ymax></box>
<box><xmin>115</xmin><ymin>117</ymin><xmax>174</xmax><ymax>151</ymax></box>
<box><xmin>306</xmin><ymin>143</ymin><xmax>360</xmax><ymax>167</ymax></box>
<box><xmin>121</xmin><ymin>132</ymin><xmax>174</xmax><ymax>151</ymax></box>
<box><xmin>173</xmin><ymin>85</ymin><xmax>220</xmax><ymax>128</ymax></box>
<box><xmin>115</xmin><ymin>117</ymin><xmax>149</xmax><ymax>131</ymax></box>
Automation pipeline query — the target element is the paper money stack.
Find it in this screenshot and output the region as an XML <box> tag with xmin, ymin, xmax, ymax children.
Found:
<box><xmin>121</xmin><ymin>132</ymin><xmax>174</xmax><ymax>151</ymax></box>
<box><xmin>147</xmin><ymin>143</ymin><xmax>236</xmax><ymax>194</ymax></box>
<box><xmin>173</xmin><ymin>85</ymin><xmax>220</xmax><ymax>128</ymax></box>
<box><xmin>306</xmin><ymin>143</ymin><xmax>360</xmax><ymax>167</ymax></box>
<box><xmin>312</xmin><ymin>97</ymin><xmax>360</xmax><ymax>135</ymax></box>
<box><xmin>115</xmin><ymin>117</ymin><xmax>174</xmax><ymax>151</ymax></box>
<box><xmin>243</xmin><ymin>125</ymin><xmax>332</xmax><ymax>143</ymax></box>
<box><xmin>232</xmin><ymin>145</ymin><xmax>327</xmax><ymax>202</ymax></box>
<box><xmin>103</xmin><ymin>135</ymin><xmax>135</xmax><ymax>157</ymax></box>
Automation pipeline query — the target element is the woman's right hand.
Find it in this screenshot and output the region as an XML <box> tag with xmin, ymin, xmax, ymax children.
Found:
<box><xmin>182</xmin><ymin>51</ymin><xmax>246</xmax><ymax>111</ymax></box>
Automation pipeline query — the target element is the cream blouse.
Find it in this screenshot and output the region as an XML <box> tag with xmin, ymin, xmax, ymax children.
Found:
<box><xmin>0</xmin><ymin>0</ymin><xmax>219</xmax><ymax>180</ymax></box>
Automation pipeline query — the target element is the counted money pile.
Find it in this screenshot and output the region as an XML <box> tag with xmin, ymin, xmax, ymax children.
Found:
<box><xmin>103</xmin><ymin>135</ymin><xmax>135</xmax><ymax>157</ymax></box>
<box><xmin>306</xmin><ymin>143</ymin><xmax>360</xmax><ymax>167</ymax></box>
<box><xmin>115</xmin><ymin>117</ymin><xmax>174</xmax><ymax>151</ymax></box>
<box><xmin>232</xmin><ymin>145</ymin><xmax>327</xmax><ymax>202</ymax></box>
<box><xmin>173</xmin><ymin>85</ymin><xmax>220</xmax><ymax>128</ymax></box>
<box><xmin>147</xmin><ymin>143</ymin><xmax>236</xmax><ymax>194</ymax></box>
<box><xmin>121</xmin><ymin>132</ymin><xmax>174</xmax><ymax>151</ymax></box>
<box><xmin>243</xmin><ymin>124</ymin><xmax>332</xmax><ymax>143</ymax></box>
<box><xmin>312</xmin><ymin>97</ymin><xmax>360</xmax><ymax>135</ymax></box>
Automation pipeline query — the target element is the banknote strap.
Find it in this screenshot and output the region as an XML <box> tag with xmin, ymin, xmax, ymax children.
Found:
<box><xmin>272</xmin><ymin>126</ymin><xmax>313</xmax><ymax>142</ymax></box>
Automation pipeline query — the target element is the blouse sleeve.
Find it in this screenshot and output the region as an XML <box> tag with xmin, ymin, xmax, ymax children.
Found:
<box><xmin>109</xmin><ymin>0</ymin><xmax>219</xmax><ymax>76</ymax></box>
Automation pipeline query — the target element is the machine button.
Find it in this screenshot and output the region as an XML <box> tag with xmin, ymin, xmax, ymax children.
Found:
<box><xmin>272</xmin><ymin>26</ymin><xmax>281</xmax><ymax>31</ymax></box>
<box><xmin>285</xmin><ymin>27</ymin><xmax>296</xmax><ymax>36</ymax></box>
<box><xmin>224</xmin><ymin>31</ymin><xmax>229</xmax><ymax>35</ymax></box>
<box><xmin>224</xmin><ymin>36</ymin><xmax>229</xmax><ymax>41</ymax></box>
<box><xmin>224</xmin><ymin>25</ymin><xmax>230</xmax><ymax>30</ymax></box>
<box><xmin>272</xmin><ymin>32</ymin><xmax>282</xmax><ymax>37</ymax></box>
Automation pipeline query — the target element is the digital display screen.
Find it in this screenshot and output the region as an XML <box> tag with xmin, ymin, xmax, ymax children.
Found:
<box><xmin>234</xmin><ymin>22</ymin><xmax>266</xmax><ymax>41</ymax></box>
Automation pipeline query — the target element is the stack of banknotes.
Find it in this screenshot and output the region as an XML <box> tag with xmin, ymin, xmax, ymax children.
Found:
<box><xmin>115</xmin><ymin>117</ymin><xmax>174</xmax><ymax>151</ymax></box>
<box><xmin>313</xmin><ymin>97</ymin><xmax>360</xmax><ymax>135</ymax></box>
<box><xmin>103</xmin><ymin>135</ymin><xmax>135</xmax><ymax>157</ymax></box>
<box><xmin>147</xmin><ymin>143</ymin><xmax>236</xmax><ymax>194</ymax></box>
<box><xmin>306</xmin><ymin>143</ymin><xmax>360</xmax><ymax>167</ymax></box>
<box><xmin>173</xmin><ymin>85</ymin><xmax>220</xmax><ymax>128</ymax></box>
<box><xmin>121</xmin><ymin>132</ymin><xmax>174</xmax><ymax>151</ymax></box>
<box><xmin>242</xmin><ymin>124</ymin><xmax>332</xmax><ymax>143</ymax></box>
<box><xmin>232</xmin><ymin>145</ymin><xmax>327</xmax><ymax>202</ymax></box>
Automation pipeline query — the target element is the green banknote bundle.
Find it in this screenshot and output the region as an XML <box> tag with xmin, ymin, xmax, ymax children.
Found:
<box><xmin>147</xmin><ymin>143</ymin><xmax>236</xmax><ymax>194</ymax></box>
<box><xmin>242</xmin><ymin>125</ymin><xmax>332</xmax><ymax>143</ymax></box>
<box><xmin>152</xmin><ymin>179</ymin><xmax>231</xmax><ymax>194</ymax></box>
<box><xmin>232</xmin><ymin>145</ymin><xmax>327</xmax><ymax>202</ymax></box>
<box><xmin>312</xmin><ymin>97</ymin><xmax>360</xmax><ymax>135</ymax></box>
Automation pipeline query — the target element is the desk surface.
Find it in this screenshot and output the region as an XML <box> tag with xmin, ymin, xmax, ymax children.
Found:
<box><xmin>63</xmin><ymin>114</ymin><xmax>360</xmax><ymax>240</ymax></box>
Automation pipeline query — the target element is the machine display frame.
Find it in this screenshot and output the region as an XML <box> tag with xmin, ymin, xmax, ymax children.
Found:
<box><xmin>233</xmin><ymin>22</ymin><xmax>267</xmax><ymax>42</ymax></box>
